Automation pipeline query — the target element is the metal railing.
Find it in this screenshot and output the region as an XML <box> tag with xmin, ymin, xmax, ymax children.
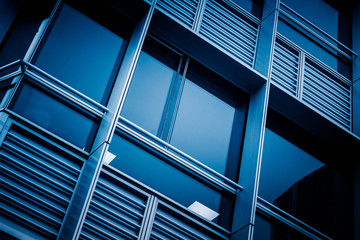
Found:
<box><xmin>154</xmin><ymin>0</ymin><xmax>260</xmax><ymax>67</ymax></box>
<box><xmin>278</xmin><ymin>2</ymin><xmax>356</xmax><ymax>61</ymax></box>
<box><xmin>80</xmin><ymin>165</ymin><xmax>230</xmax><ymax>240</ymax></box>
<box><xmin>0</xmin><ymin>123</ymin><xmax>84</xmax><ymax>240</ymax></box>
<box><xmin>271</xmin><ymin>35</ymin><xmax>352</xmax><ymax>130</ymax></box>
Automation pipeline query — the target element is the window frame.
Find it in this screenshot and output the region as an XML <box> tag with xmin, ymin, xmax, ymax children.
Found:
<box><xmin>119</xmin><ymin>35</ymin><xmax>249</xmax><ymax>182</ymax></box>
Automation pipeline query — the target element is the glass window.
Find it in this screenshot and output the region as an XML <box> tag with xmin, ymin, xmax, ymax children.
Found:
<box><xmin>121</xmin><ymin>49</ymin><xmax>179</xmax><ymax>135</ymax></box>
<box><xmin>33</xmin><ymin>3</ymin><xmax>129</xmax><ymax>104</ymax></box>
<box><xmin>169</xmin><ymin>79</ymin><xmax>235</xmax><ymax>174</ymax></box>
<box><xmin>120</xmin><ymin>37</ymin><xmax>248</xmax><ymax>180</ymax></box>
<box><xmin>10</xmin><ymin>81</ymin><xmax>98</xmax><ymax>151</ymax></box>
<box><xmin>258</xmin><ymin>110</ymin><xmax>353</xmax><ymax>239</ymax></box>
<box><xmin>282</xmin><ymin>0</ymin><xmax>338</xmax><ymax>39</ymax></box>
<box><xmin>108</xmin><ymin>133</ymin><xmax>234</xmax><ymax>229</ymax></box>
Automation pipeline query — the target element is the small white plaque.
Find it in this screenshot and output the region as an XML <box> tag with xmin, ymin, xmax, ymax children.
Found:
<box><xmin>103</xmin><ymin>151</ymin><xmax>116</xmax><ymax>165</ymax></box>
<box><xmin>188</xmin><ymin>201</ymin><xmax>219</xmax><ymax>221</ymax></box>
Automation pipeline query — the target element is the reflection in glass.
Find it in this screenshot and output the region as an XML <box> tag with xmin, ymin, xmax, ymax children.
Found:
<box><xmin>259</xmin><ymin>129</ymin><xmax>324</xmax><ymax>203</ymax></box>
<box><xmin>259</xmin><ymin>128</ymin><xmax>352</xmax><ymax>238</ymax></box>
<box><xmin>11</xmin><ymin>83</ymin><xmax>98</xmax><ymax>151</ymax></box>
<box><xmin>170</xmin><ymin>80</ymin><xmax>235</xmax><ymax>175</ymax></box>
<box><xmin>253</xmin><ymin>214</ymin><xmax>311</xmax><ymax>240</ymax></box>
<box><xmin>34</xmin><ymin>3</ymin><xmax>125</xmax><ymax>104</ymax></box>
<box><xmin>108</xmin><ymin>133</ymin><xmax>234</xmax><ymax>229</ymax></box>
<box><xmin>121</xmin><ymin>51</ymin><xmax>176</xmax><ymax>135</ymax></box>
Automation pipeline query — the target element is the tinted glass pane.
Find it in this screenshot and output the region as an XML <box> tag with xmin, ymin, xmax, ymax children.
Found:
<box><xmin>170</xmin><ymin>80</ymin><xmax>235</xmax><ymax>175</ymax></box>
<box><xmin>121</xmin><ymin>51</ymin><xmax>176</xmax><ymax>135</ymax></box>
<box><xmin>11</xmin><ymin>83</ymin><xmax>97</xmax><ymax>150</ymax></box>
<box><xmin>282</xmin><ymin>0</ymin><xmax>338</xmax><ymax>39</ymax></box>
<box><xmin>34</xmin><ymin>4</ymin><xmax>124</xmax><ymax>104</ymax></box>
<box><xmin>259</xmin><ymin>128</ymin><xmax>352</xmax><ymax>238</ymax></box>
<box><xmin>108</xmin><ymin>133</ymin><xmax>234</xmax><ymax>228</ymax></box>
<box><xmin>254</xmin><ymin>215</ymin><xmax>311</xmax><ymax>240</ymax></box>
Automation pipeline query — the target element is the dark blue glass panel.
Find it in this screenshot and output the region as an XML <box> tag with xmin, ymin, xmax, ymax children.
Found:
<box><xmin>282</xmin><ymin>0</ymin><xmax>338</xmax><ymax>39</ymax></box>
<box><xmin>121</xmin><ymin>51</ymin><xmax>176</xmax><ymax>135</ymax></box>
<box><xmin>259</xmin><ymin>129</ymin><xmax>325</xmax><ymax>203</ymax></box>
<box><xmin>170</xmin><ymin>80</ymin><xmax>235</xmax><ymax>175</ymax></box>
<box><xmin>254</xmin><ymin>215</ymin><xmax>311</xmax><ymax>240</ymax></box>
<box><xmin>11</xmin><ymin>83</ymin><xmax>98</xmax><ymax>150</ymax></box>
<box><xmin>108</xmin><ymin>133</ymin><xmax>234</xmax><ymax>228</ymax></box>
<box><xmin>259</xmin><ymin>128</ymin><xmax>352</xmax><ymax>238</ymax></box>
<box><xmin>34</xmin><ymin>4</ymin><xmax>124</xmax><ymax>104</ymax></box>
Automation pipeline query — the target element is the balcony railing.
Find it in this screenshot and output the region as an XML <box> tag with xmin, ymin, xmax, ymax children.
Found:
<box><xmin>153</xmin><ymin>0</ymin><xmax>260</xmax><ymax>67</ymax></box>
<box><xmin>271</xmin><ymin>35</ymin><xmax>352</xmax><ymax>130</ymax></box>
<box><xmin>80</xmin><ymin>165</ymin><xmax>230</xmax><ymax>240</ymax></box>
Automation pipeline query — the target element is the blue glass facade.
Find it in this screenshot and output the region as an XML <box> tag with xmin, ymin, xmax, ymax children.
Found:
<box><xmin>0</xmin><ymin>0</ymin><xmax>359</xmax><ymax>239</ymax></box>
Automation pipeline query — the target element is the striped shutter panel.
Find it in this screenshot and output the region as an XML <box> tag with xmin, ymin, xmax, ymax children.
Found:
<box><xmin>302</xmin><ymin>61</ymin><xmax>351</xmax><ymax>129</ymax></box>
<box><xmin>0</xmin><ymin>125</ymin><xmax>83</xmax><ymax>239</ymax></box>
<box><xmin>199</xmin><ymin>0</ymin><xmax>258</xmax><ymax>67</ymax></box>
<box><xmin>79</xmin><ymin>169</ymin><xmax>148</xmax><ymax>240</ymax></box>
<box><xmin>271</xmin><ymin>42</ymin><xmax>299</xmax><ymax>96</ymax></box>
<box><xmin>156</xmin><ymin>0</ymin><xmax>199</xmax><ymax>29</ymax></box>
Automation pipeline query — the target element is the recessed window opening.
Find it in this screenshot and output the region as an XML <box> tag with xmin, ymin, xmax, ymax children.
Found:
<box><xmin>120</xmin><ymin>35</ymin><xmax>248</xmax><ymax>182</ymax></box>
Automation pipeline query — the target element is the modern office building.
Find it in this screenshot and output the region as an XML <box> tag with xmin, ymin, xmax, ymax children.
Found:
<box><xmin>0</xmin><ymin>0</ymin><xmax>359</xmax><ymax>239</ymax></box>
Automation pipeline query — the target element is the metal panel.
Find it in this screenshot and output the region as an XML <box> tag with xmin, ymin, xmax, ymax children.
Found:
<box><xmin>303</xmin><ymin>61</ymin><xmax>351</xmax><ymax>129</ymax></box>
<box><xmin>156</xmin><ymin>0</ymin><xmax>199</xmax><ymax>29</ymax></box>
<box><xmin>199</xmin><ymin>0</ymin><xmax>258</xmax><ymax>67</ymax></box>
<box><xmin>0</xmin><ymin>125</ymin><xmax>83</xmax><ymax>239</ymax></box>
<box><xmin>79</xmin><ymin>170</ymin><xmax>148</xmax><ymax>240</ymax></box>
<box><xmin>271</xmin><ymin>42</ymin><xmax>299</xmax><ymax>96</ymax></box>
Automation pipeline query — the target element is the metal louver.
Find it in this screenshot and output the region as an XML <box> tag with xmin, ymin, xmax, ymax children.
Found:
<box><xmin>271</xmin><ymin>41</ymin><xmax>299</xmax><ymax>95</ymax></box>
<box><xmin>0</xmin><ymin>125</ymin><xmax>83</xmax><ymax>239</ymax></box>
<box><xmin>79</xmin><ymin>169</ymin><xmax>148</xmax><ymax>240</ymax></box>
<box><xmin>303</xmin><ymin>61</ymin><xmax>351</xmax><ymax>129</ymax></box>
<box><xmin>156</xmin><ymin>0</ymin><xmax>199</xmax><ymax>29</ymax></box>
<box><xmin>199</xmin><ymin>0</ymin><xmax>258</xmax><ymax>67</ymax></box>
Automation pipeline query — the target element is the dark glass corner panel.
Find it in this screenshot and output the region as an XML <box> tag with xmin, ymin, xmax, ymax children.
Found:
<box><xmin>108</xmin><ymin>133</ymin><xmax>235</xmax><ymax>229</ymax></box>
<box><xmin>259</xmin><ymin>125</ymin><xmax>353</xmax><ymax>238</ymax></box>
<box><xmin>33</xmin><ymin>3</ymin><xmax>128</xmax><ymax>104</ymax></box>
<box><xmin>10</xmin><ymin>82</ymin><xmax>98</xmax><ymax>151</ymax></box>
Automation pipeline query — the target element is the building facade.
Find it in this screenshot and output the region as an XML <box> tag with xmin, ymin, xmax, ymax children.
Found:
<box><xmin>0</xmin><ymin>0</ymin><xmax>359</xmax><ymax>239</ymax></box>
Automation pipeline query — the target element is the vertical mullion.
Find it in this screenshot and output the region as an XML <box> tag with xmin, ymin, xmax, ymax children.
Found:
<box><xmin>58</xmin><ymin>2</ymin><xmax>157</xmax><ymax>239</ymax></box>
<box><xmin>297</xmin><ymin>51</ymin><xmax>305</xmax><ymax>100</ymax></box>
<box><xmin>163</xmin><ymin>57</ymin><xmax>190</xmax><ymax>144</ymax></box>
<box><xmin>138</xmin><ymin>195</ymin><xmax>158</xmax><ymax>240</ymax></box>
<box><xmin>158</xmin><ymin>55</ymin><xmax>184</xmax><ymax>140</ymax></box>
<box><xmin>24</xmin><ymin>0</ymin><xmax>62</xmax><ymax>63</ymax></box>
<box><xmin>192</xmin><ymin>0</ymin><xmax>207</xmax><ymax>32</ymax></box>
